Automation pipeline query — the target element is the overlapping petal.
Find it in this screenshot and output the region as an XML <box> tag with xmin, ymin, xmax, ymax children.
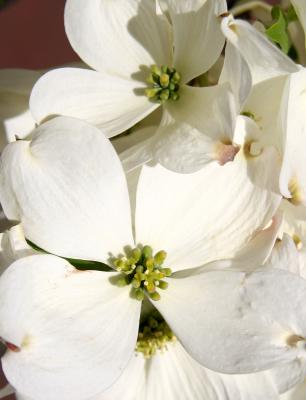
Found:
<box><xmin>0</xmin><ymin>117</ymin><xmax>133</xmax><ymax>262</ymax></box>
<box><xmin>135</xmin><ymin>144</ymin><xmax>281</xmax><ymax>271</ymax></box>
<box><xmin>65</xmin><ymin>0</ymin><xmax>172</xmax><ymax>77</ymax></box>
<box><xmin>0</xmin><ymin>255</ymin><xmax>141</xmax><ymax>400</ymax></box>
<box><xmin>219</xmin><ymin>42</ymin><xmax>252</xmax><ymax>110</ymax></box>
<box><xmin>145</xmin><ymin>342</ymin><xmax>278</xmax><ymax>400</ymax></box>
<box><xmin>154</xmin><ymin>84</ymin><xmax>237</xmax><ymax>172</ymax></box>
<box><xmin>154</xmin><ymin>268</ymin><xmax>302</xmax><ymax>373</ymax></box>
<box><xmin>221</xmin><ymin>16</ymin><xmax>299</xmax><ymax>84</ymax></box>
<box><xmin>30</xmin><ymin>68</ymin><xmax>158</xmax><ymax>138</ymax></box>
<box><xmin>279</xmin><ymin>69</ymin><xmax>306</xmax><ymax>204</ymax></box>
<box><xmin>165</xmin><ymin>0</ymin><xmax>226</xmax><ymax>83</ymax></box>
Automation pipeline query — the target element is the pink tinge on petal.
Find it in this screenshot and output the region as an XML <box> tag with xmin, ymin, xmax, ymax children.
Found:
<box><xmin>4</xmin><ymin>343</ymin><xmax>20</xmax><ymax>354</ymax></box>
<box><xmin>214</xmin><ymin>142</ymin><xmax>240</xmax><ymax>166</ymax></box>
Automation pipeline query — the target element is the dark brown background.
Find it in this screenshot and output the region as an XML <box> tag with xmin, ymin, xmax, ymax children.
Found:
<box><xmin>0</xmin><ymin>0</ymin><xmax>78</xmax><ymax>69</ymax></box>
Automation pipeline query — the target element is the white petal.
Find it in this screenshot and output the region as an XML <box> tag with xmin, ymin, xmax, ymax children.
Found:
<box><xmin>166</xmin><ymin>0</ymin><xmax>226</xmax><ymax>83</ymax></box>
<box><xmin>30</xmin><ymin>68</ymin><xmax>158</xmax><ymax>138</ymax></box>
<box><xmin>219</xmin><ymin>42</ymin><xmax>252</xmax><ymax>110</ymax></box>
<box><xmin>280</xmin><ymin>380</ymin><xmax>306</xmax><ymax>400</ymax></box>
<box><xmin>241</xmin><ymin>74</ymin><xmax>288</xmax><ymax>152</ymax></box>
<box><xmin>90</xmin><ymin>355</ymin><xmax>145</xmax><ymax>400</ymax></box>
<box><xmin>0</xmin><ymin>255</ymin><xmax>141</xmax><ymax>400</ymax></box>
<box><xmin>154</xmin><ymin>84</ymin><xmax>237</xmax><ymax>172</ymax></box>
<box><xmin>0</xmin><ymin>225</ymin><xmax>36</xmax><ymax>273</ymax></box>
<box><xmin>154</xmin><ymin>268</ymin><xmax>300</xmax><ymax>373</ymax></box>
<box><xmin>279</xmin><ymin>69</ymin><xmax>306</xmax><ymax>204</ymax></box>
<box><xmin>280</xmin><ymin>200</ymin><xmax>306</xmax><ymax>246</ymax></box>
<box><xmin>221</xmin><ymin>16</ymin><xmax>299</xmax><ymax>84</ymax></box>
<box><xmin>65</xmin><ymin>0</ymin><xmax>172</xmax><ymax>77</ymax></box>
<box><xmin>221</xmin><ymin>372</ymin><xmax>279</xmax><ymax>400</ymax></box>
<box><xmin>135</xmin><ymin>144</ymin><xmax>281</xmax><ymax>271</ymax></box>
<box><xmin>233</xmin><ymin>213</ymin><xmax>282</xmax><ymax>270</ymax></box>
<box><xmin>0</xmin><ymin>117</ymin><xmax>133</xmax><ymax>262</ymax></box>
<box><xmin>112</xmin><ymin>108</ymin><xmax>161</xmax><ymax>153</ymax></box>
<box><xmin>145</xmin><ymin>342</ymin><xmax>221</xmax><ymax>400</ymax></box>
<box><xmin>146</xmin><ymin>341</ymin><xmax>278</xmax><ymax>400</ymax></box>
<box><xmin>291</xmin><ymin>0</ymin><xmax>306</xmax><ymax>46</ymax></box>
<box><xmin>271</xmin><ymin>358</ymin><xmax>306</xmax><ymax>394</ymax></box>
<box><xmin>266</xmin><ymin>233</ymin><xmax>300</xmax><ymax>275</ymax></box>
<box><xmin>153</xmin><ymin>120</ymin><xmax>221</xmax><ymax>173</ymax></box>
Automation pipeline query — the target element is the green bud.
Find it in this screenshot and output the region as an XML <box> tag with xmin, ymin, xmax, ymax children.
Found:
<box><xmin>158</xmin><ymin>280</ymin><xmax>168</xmax><ymax>290</ymax></box>
<box><xmin>160</xmin><ymin>89</ymin><xmax>170</xmax><ymax>102</ymax></box>
<box><xmin>131</xmin><ymin>248</ymin><xmax>142</xmax><ymax>262</ymax></box>
<box><xmin>149</xmin><ymin>291</ymin><xmax>161</xmax><ymax>301</ymax></box>
<box><xmin>171</xmin><ymin>71</ymin><xmax>181</xmax><ymax>84</ymax></box>
<box><xmin>143</xmin><ymin>245</ymin><xmax>153</xmax><ymax>259</ymax></box>
<box><xmin>170</xmin><ymin>92</ymin><xmax>180</xmax><ymax>101</ymax></box>
<box><xmin>161</xmin><ymin>65</ymin><xmax>168</xmax><ymax>74</ymax></box>
<box><xmin>151</xmin><ymin>65</ymin><xmax>161</xmax><ymax>76</ymax></box>
<box><xmin>161</xmin><ymin>267</ymin><xmax>172</xmax><ymax>277</ymax></box>
<box><xmin>154</xmin><ymin>250</ymin><xmax>167</xmax><ymax>265</ymax></box>
<box><xmin>145</xmin><ymin>88</ymin><xmax>161</xmax><ymax>99</ymax></box>
<box><xmin>145</xmin><ymin>280</ymin><xmax>156</xmax><ymax>293</ymax></box>
<box><xmin>159</xmin><ymin>73</ymin><xmax>170</xmax><ymax>88</ymax></box>
<box><xmin>135</xmin><ymin>288</ymin><xmax>145</xmax><ymax>301</ymax></box>
<box><xmin>117</xmin><ymin>276</ymin><xmax>129</xmax><ymax>287</ymax></box>
<box><xmin>132</xmin><ymin>278</ymin><xmax>141</xmax><ymax>289</ymax></box>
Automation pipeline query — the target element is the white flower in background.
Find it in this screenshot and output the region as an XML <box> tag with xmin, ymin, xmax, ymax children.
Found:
<box><xmin>221</xmin><ymin>15</ymin><xmax>306</xmax><ymax>206</ymax></box>
<box><xmin>29</xmin><ymin>0</ymin><xmax>230</xmax><ymax>147</ymax></box>
<box><xmin>0</xmin><ymin>69</ymin><xmax>42</xmax><ymax>151</ymax></box>
<box><xmin>0</xmin><ymin>116</ymin><xmax>300</xmax><ymax>400</ymax></box>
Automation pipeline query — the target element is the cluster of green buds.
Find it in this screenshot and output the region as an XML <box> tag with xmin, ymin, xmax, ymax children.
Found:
<box><xmin>136</xmin><ymin>311</ymin><xmax>176</xmax><ymax>358</ymax></box>
<box><xmin>145</xmin><ymin>65</ymin><xmax>181</xmax><ymax>103</ymax></box>
<box><xmin>112</xmin><ymin>245</ymin><xmax>172</xmax><ymax>301</ymax></box>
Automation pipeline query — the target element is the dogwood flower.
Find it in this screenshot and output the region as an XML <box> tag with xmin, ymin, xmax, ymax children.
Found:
<box><xmin>0</xmin><ymin>116</ymin><xmax>298</xmax><ymax>400</ymax></box>
<box><xmin>221</xmin><ymin>15</ymin><xmax>306</xmax><ymax>206</ymax></box>
<box><xmin>29</xmin><ymin>0</ymin><xmax>228</xmax><ymax>143</ymax></box>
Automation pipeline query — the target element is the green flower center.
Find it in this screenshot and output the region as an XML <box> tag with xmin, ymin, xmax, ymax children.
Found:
<box><xmin>145</xmin><ymin>65</ymin><xmax>181</xmax><ymax>103</ymax></box>
<box><xmin>136</xmin><ymin>311</ymin><xmax>176</xmax><ymax>358</ymax></box>
<box><xmin>112</xmin><ymin>245</ymin><xmax>172</xmax><ymax>301</ymax></box>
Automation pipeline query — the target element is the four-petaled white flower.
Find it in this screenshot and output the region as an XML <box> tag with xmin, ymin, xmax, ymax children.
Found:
<box><xmin>0</xmin><ymin>116</ymin><xmax>302</xmax><ymax>400</ymax></box>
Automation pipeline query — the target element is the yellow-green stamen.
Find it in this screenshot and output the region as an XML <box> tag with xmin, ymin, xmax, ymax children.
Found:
<box><xmin>136</xmin><ymin>311</ymin><xmax>176</xmax><ymax>358</ymax></box>
<box><xmin>145</xmin><ymin>65</ymin><xmax>181</xmax><ymax>103</ymax></box>
<box><xmin>112</xmin><ymin>245</ymin><xmax>172</xmax><ymax>301</ymax></box>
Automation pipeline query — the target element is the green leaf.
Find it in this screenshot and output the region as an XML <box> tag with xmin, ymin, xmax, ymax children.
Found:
<box><xmin>266</xmin><ymin>6</ymin><xmax>291</xmax><ymax>54</ymax></box>
<box><xmin>26</xmin><ymin>239</ymin><xmax>112</xmax><ymax>272</ymax></box>
<box><xmin>287</xmin><ymin>5</ymin><xmax>298</xmax><ymax>23</ymax></box>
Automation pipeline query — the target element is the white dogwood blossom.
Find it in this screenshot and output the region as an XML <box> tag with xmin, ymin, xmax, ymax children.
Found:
<box><xmin>0</xmin><ymin>116</ymin><xmax>302</xmax><ymax>400</ymax></box>
<box><xmin>221</xmin><ymin>15</ymin><xmax>306</xmax><ymax>206</ymax></box>
<box><xmin>29</xmin><ymin>0</ymin><xmax>228</xmax><ymax>142</ymax></box>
